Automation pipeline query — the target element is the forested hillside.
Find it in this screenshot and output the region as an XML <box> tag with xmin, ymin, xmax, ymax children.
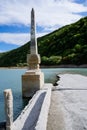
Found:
<box><xmin>0</xmin><ymin>16</ymin><xmax>87</xmax><ymax>67</ymax></box>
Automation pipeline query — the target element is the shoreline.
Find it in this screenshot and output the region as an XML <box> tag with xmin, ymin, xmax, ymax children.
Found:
<box><xmin>41</xmin><ymin>64</ymin><xmax>87</xmax><ymax>68</ymax></box>
<box><xmin>0</xmin><ymin>64</ymin><xmax>87</xmax><ymax>69</ymax></box>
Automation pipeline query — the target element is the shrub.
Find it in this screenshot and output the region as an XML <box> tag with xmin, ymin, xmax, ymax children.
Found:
<box><xmin>41</xmin><ymin>56</ymin><xmax>62</xmax><ymax>65</ymax></box>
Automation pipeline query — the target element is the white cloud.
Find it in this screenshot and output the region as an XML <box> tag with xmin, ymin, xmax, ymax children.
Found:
<box><xmin>0</xmin><ymin>32</ymin><xmax>47</xmax><ymax>46</ymax></box>
<box><xmin>0</xmin><ymin>0</ymin><xmax>87</xmax><ymax>49</ymax></box>
<box><xmin>36</xmin><ymin>32</ymin><xmax>49</xmax><ymax>38</ymax></box>
<box><xmin>0</xmin><ymin>33</ymin><xmax>30</xmax><ymax>45</ymax></box>
<box><xmin>0</xmin><ymin>0</ymin><xmax>87</xmax><ymax>28</ymax></box>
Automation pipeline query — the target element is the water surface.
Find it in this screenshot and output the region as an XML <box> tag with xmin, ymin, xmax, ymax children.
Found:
<box><xmin>0</xmin><ymin>68</ymin><xmax>87</xmax><ymax>122</ymax></box>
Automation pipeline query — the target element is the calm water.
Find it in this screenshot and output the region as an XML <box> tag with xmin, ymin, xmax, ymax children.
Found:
<box><xmin>0</xmin><ymin>68</ymin><xmax>87</xmax><ymax>122</ymax></box>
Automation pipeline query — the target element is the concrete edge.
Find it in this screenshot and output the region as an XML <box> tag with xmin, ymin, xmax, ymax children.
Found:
<box><xmin>35</xmin><ymin>85</ymin><xmax>52</xmax><ymax>130</ymax></box>
<box><xmin>12</xmin><ymin>89</ymin><xmax>46</xmax><ymax>130</ymax></box>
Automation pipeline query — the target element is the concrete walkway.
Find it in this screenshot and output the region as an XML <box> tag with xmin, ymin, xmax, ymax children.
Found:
<box><xmin>47</xmin><ymin>89</ymin><xmax>65</xmax><ymax>130</ymax></box>
<box><xmin>47</xmin><ymin>74</ymin><xmax>87</xmax><ymax>130</ymax></box>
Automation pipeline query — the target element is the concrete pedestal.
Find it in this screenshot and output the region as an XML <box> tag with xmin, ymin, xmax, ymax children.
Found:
<box><xmin>22</xmin><ymin>70</ymin><xmax>44</xmax><ymax>98</ymax></box>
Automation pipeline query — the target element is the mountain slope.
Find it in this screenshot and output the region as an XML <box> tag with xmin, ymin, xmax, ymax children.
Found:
<box><xmin>0</xmin><ymin>16</ymin><xmax>87</xmax><ymax>67</ymax></box>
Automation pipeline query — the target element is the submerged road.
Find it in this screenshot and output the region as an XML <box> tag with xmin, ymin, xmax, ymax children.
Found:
<box><xmin>47</xmin><ymin>74</ymin><xmax>87</xmax><ymax>130</ymax></box>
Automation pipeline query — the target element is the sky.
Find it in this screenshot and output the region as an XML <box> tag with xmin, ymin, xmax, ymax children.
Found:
<box><xmin>0</xmin><ymin>0</ymin><xmax>87</xmax><ymax>52</ymax></box>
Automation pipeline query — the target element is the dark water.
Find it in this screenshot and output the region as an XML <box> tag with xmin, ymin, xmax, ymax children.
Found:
<box><xmin>0</xmin><ymin>68</ymin><xmax>87</xmax><ymax>122</ymax></box>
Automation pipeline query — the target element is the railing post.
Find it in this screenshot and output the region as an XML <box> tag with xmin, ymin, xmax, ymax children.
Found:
<box><xmin>4</xmin><ymin>89</ymin><xmax>13</xmax><ymax>130</ymax></box>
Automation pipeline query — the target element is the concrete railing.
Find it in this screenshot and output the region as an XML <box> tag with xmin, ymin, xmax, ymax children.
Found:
<box><xmin>35</xmin><ymin>86</ymin><xmax>51</xmax><ymax>130</ymax></box>
<box><xmin>4</xmin><ymin>84</ymin><xmax>52</xmax><ymax>130</ymax></box>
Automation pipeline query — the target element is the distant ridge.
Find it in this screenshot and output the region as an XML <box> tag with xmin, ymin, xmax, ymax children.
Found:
<box><xmin>0</xmin><ymin>16</ymin><xmax>87</xmax><ymax>67</ymax></box>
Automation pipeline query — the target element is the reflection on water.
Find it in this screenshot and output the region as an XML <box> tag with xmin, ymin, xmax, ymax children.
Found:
<box><xmin>0</xmin><ymin>68</ymin><xmax>87</xmax><ymax>121</ymax></box>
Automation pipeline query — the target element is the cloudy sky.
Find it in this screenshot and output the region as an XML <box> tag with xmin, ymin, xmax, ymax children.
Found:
<box><xmin>0</xmin><ymin>0</ymin><xmax>87</xmax><ymax>52</ymax></box>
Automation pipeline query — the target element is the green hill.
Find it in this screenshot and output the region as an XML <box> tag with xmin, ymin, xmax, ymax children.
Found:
<box><xmin>0</xmin><ymin>16</ymin><xmax>87</xmax><ymax>67</ymax></box>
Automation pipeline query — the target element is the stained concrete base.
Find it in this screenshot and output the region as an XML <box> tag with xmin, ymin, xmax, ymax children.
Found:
<box><xmin>22</xmin><ymin>70</ymin><xmax>44</xmax><ymax>98</ymax></box>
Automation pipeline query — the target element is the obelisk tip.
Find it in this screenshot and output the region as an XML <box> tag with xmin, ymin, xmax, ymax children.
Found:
<box><xmin>31</xmin><ymin>8</ymin><xmax>34</xmax><ymax>12</ymax></box>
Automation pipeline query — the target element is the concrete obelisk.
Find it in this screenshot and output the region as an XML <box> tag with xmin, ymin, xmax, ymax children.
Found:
<box><xmin>30</xmin><ymin>8</ymin><xmax>37</xmax><ymax>54</ymax></box>
<box><xmin>22</xmin><ymin>8</ymin><xmax>44</xmax><ymax>98</ymax></box>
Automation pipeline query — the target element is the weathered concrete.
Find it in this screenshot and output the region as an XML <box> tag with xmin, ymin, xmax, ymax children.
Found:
<box><xmin>30</xmin><ymin>8</ymin><xmax>37</xmax><ymax>54</ymax></box>
<box><xmin>47</xmin><ymin>90</ymin><xmax>65</xmax><ymax>130</ymax></box>
<box><xmin>4</xmin><ymin>89</ymin><xmax>13</xmax><ymax>130</ymax></box>
<box><xmin>22</xmin><ymin>70</ymin><xmax>44</xmax><ymax>98</ymax></box>
<box><xmin>27</xmin><ymin>54</ymin><xmax>40</xmax><ymax>70</ymax></box>
<box><xmin>47</xmin><ymin>74</ymin><xmax>87</xmax><ymax>130</ymax></box>
<box><xmin>35</xmin><ymin>84</ymin><xmax>52</xmax><ymax>130</ymax></box>
<box><xmin>12</xmin><ymin>84</ymin><xmax>52</xmax><ymax>130</ymax></box>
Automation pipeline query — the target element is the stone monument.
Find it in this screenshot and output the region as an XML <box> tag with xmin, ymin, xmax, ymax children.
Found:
<box><xmin>22</xmin><ymin>8</ymin><xmax>44</xmax><ymax>98</ymax></box>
